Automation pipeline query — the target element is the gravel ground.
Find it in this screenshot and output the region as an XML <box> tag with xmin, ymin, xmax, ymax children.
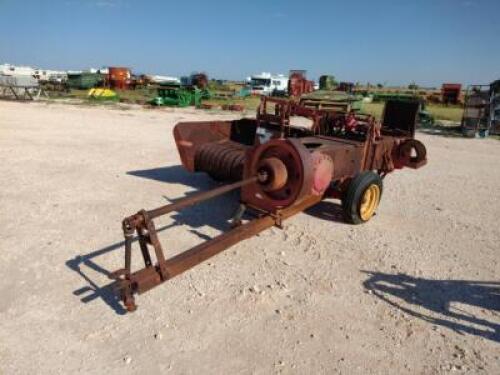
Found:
<box><xmin>0</xmin><ymin>100</ymin><xmax>499</xmax><ymax>375</ymax></box>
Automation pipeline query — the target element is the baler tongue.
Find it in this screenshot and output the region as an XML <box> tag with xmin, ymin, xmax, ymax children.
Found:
<box><xmin>110</xmin><ymin>172</ymin><xmax>321</xmax><ymax>312</ymax></box>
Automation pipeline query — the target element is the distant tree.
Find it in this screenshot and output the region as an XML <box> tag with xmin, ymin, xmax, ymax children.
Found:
<box><xmin>376</xmin><ymin>83</ymin><xmax>384</xmax><ymax>88</ymax></box>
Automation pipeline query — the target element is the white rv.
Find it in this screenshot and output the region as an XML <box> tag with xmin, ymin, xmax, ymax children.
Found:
<box><xmin>247</xmin><ymin>72</ymin><xmax>288</xmax><ymax>96</ymax></box>
<box><xmin>0</xmin><ymin>64</ymin><xmax>36</xmax><ymax>76</ymax></box>
<box><xmin>1</xmin><ymin>64</ymin><xmax>67</xmax><ymax>82</ymax></box>
<box><xmin>34</xmin><ymin>69</ymin><xmax>67</xmax><ymax>82</ymax></box>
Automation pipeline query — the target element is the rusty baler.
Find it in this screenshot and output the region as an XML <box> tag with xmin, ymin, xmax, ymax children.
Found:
<box><xmin>111</xmin><ymin>97</ymin><xmax>427</xmax><ymax>311</ymax></box>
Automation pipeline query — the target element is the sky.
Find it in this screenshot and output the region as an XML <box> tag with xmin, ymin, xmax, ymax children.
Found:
<box><xmin>0</xmin><ymin>0</ymin><xmax>498</xmax><ymax>87</ymax></box>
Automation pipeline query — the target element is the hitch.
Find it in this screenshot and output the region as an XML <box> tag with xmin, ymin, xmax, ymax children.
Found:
<box><xmin>110</xmin><ymin>175</ymin><xmax>320</xmax><ymax>312</ymax></box>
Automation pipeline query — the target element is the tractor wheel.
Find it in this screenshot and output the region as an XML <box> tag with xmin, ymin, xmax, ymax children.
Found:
<box><xmin>342</xmin><ymin>171</ymin><xmax>383</xmax><ymax>225</ymax></box>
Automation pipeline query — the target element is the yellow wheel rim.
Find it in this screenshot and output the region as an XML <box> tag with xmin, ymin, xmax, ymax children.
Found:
<box><xmin>359</xmin><ymin>184</ymin><xmax>381</xmax><ymax>221</ymax></box>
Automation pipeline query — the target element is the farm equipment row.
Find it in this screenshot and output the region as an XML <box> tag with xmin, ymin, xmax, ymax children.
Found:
<box><xmin>462</xmin><ymin>81</ymin><xmax>500</xmax><ymax>137</ymax></box>
<box><xmin>111</xmin><ymin>96</ymin><xmax>427</xmax><ymax>312</ymax></box>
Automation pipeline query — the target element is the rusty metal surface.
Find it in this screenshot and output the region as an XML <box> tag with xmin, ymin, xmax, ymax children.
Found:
<box><xmin>256</xmin><ymin>96</ymin><xmax>327</xmax><ymax>136</ymax></box>
<box><xmin>173</xmin><ymin>118</ymin><xmax>259</xmax><ymax>172</ymax></box>
<box><xmin>310</xmin><ymin>151</ymin><xmax>334</xmax><ymax>195</ymax></box>
<box><xmin>173</xmin><ymin>120</ymin><xmax>232</xmax><ymax>171</ymax></box>
<box><xmin>288</xmin><ymin>70</ymin><xmax>314</xmax><ymax>97</ymax></box>
<box><xmin>194</xmin><ymin>141</ymin><xmax>248</xmax><ymax>181</ymax></box>
<box><xmin>242</xmin><ymin>139</ymin><xmax>314</xmax><ymax>212</ymax></box>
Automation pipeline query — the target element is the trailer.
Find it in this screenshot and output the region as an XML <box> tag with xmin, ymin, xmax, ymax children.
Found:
<box><xmin>0</xmin><ymin>75</ymin><xmax>47</xmax><ymax>101</ymax></box>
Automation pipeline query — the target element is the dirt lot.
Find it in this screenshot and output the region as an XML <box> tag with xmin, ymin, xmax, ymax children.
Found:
<box><xmin>0</xmin><ymin>101</ymin><xmax>499</xmax><ymax>375</ymax></box>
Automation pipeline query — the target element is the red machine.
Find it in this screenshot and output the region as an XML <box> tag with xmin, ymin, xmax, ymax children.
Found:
<box><xmin>111</xmin><ymin>97</ymin><xmax>427</xmax><ymax>311</ymax></box>
<box><xmin>108</xmin><ymin>67</ymin><xmax>131</xmax><ymax>90</ymax></box>
<box><xmin>288</xmin><ymin>70</ymin><xmax>314</xmax><ymax>97</ymax></box>
<box><xmin>441</xmin><ymin>83</ymin><xmax>462</xmax><ymax>105</ymax></box>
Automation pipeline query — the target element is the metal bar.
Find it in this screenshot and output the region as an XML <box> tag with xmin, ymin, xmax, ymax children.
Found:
<box><xmin>126</xmin><ymin>217</ymin><xmax>273</xmax><ymax>294</ymax></box>
<box><xmin>124</xmin><ymin>236</ymin><xmax>132</xmax><ymax>273</ymax></box>
<box><xmin>230</xmin><ymin>203</ymin><xmax>247</xmax><ymax>227</ymax></box>
<box><xmin>145</xmin><ymin>214</ymin><xmax>169</xmax><ymax>279</ymax></box>
<box><xmin>163</xmin><ymin>196</ymin><xmax>321</xmax><ymax>279</ymax></box>
<box><xmin>146</xmin><ymin>176</ymin><xmax>258</xmax><ymax>220</ymax></box>
<box><xmin>9</xmin><ymin>86</ymin><xmax>19</xmax><ymax>100</ymax></box>
<box><xmin>127</xmin><ymin>195</ymin><xmax>321</xmax><ymax>296</ymax></box>
<box><xmin>24</xmin><ymin>87</ymin><xmax>33</xmax><ymax>100</ymax></box>
<box><xmin>137</xmin><ymin>226</ymin><xmax>153</xmax><ymax>267</ymax></box>
<box><xmin>163</xmin><ymin>214</ymin><xmax>276</xmax><ymax>280</ymax></box>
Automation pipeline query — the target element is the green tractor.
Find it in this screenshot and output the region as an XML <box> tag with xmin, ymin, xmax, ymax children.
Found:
<box><xmin>151</xmin><ymin>82</ymin><xmax>210</xmax><ymax>107</ymax></box>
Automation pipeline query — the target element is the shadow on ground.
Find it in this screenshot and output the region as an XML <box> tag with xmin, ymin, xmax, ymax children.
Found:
<box><xmin>304</xmin><ymin>200</ymin><xmax>345</xmax><ymax>223</ymax></box>
<box><xmin>67</xmin><ymin>247</ymin><xmax>127</xmax><ymax>315</ymax></box>
<box><xmin>67</xmin><ymin>165</ymin><xmax>240</xmax><ymax>314</ymax></box>
<box><xmin>128</xmin><ymin>165</ymin><xmax>241</xmax><ymax>234</ymax></box>
<box><xmin>130</xmin><ymin>165</ymin><xmax>352</xmax><ymax>224</ymax></box>
<box><xmin>418</xmin><ymin>122</ymin><xmax>464</xmax><ymax>138</ymax></box>
<box><xmin>128</xmin><ymin>165</ymin><xmax>213</xmax><ymax>191</ymax></box>
<box><xmin>363</xmin><ymin>271</ymin><xmax>500</xmax><ymax>342</ymax></box>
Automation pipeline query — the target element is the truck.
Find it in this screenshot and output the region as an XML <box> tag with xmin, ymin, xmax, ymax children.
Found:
<box><xmin>247</xmin><ymin>72</ymin><xmax>289</xmax><ymax>96</ymax></box>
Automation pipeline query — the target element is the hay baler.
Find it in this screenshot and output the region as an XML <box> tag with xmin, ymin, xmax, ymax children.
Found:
<box><xmin>111</xmin><ymin>97</ymin><xmax>427</xmax><ymax>311</ymax></box>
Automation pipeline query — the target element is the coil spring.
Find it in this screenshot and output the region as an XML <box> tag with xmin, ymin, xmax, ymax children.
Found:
<box><xmin>194</xmin><ymin>141</ymin><xmax>247</xmax><ymax>181</ymax></box>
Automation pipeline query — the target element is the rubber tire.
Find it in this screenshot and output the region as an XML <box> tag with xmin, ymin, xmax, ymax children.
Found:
<box><xmin>342</xmin><ymin>171</ymin><xmax>383</xmax><ymax>225</ymax></box>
